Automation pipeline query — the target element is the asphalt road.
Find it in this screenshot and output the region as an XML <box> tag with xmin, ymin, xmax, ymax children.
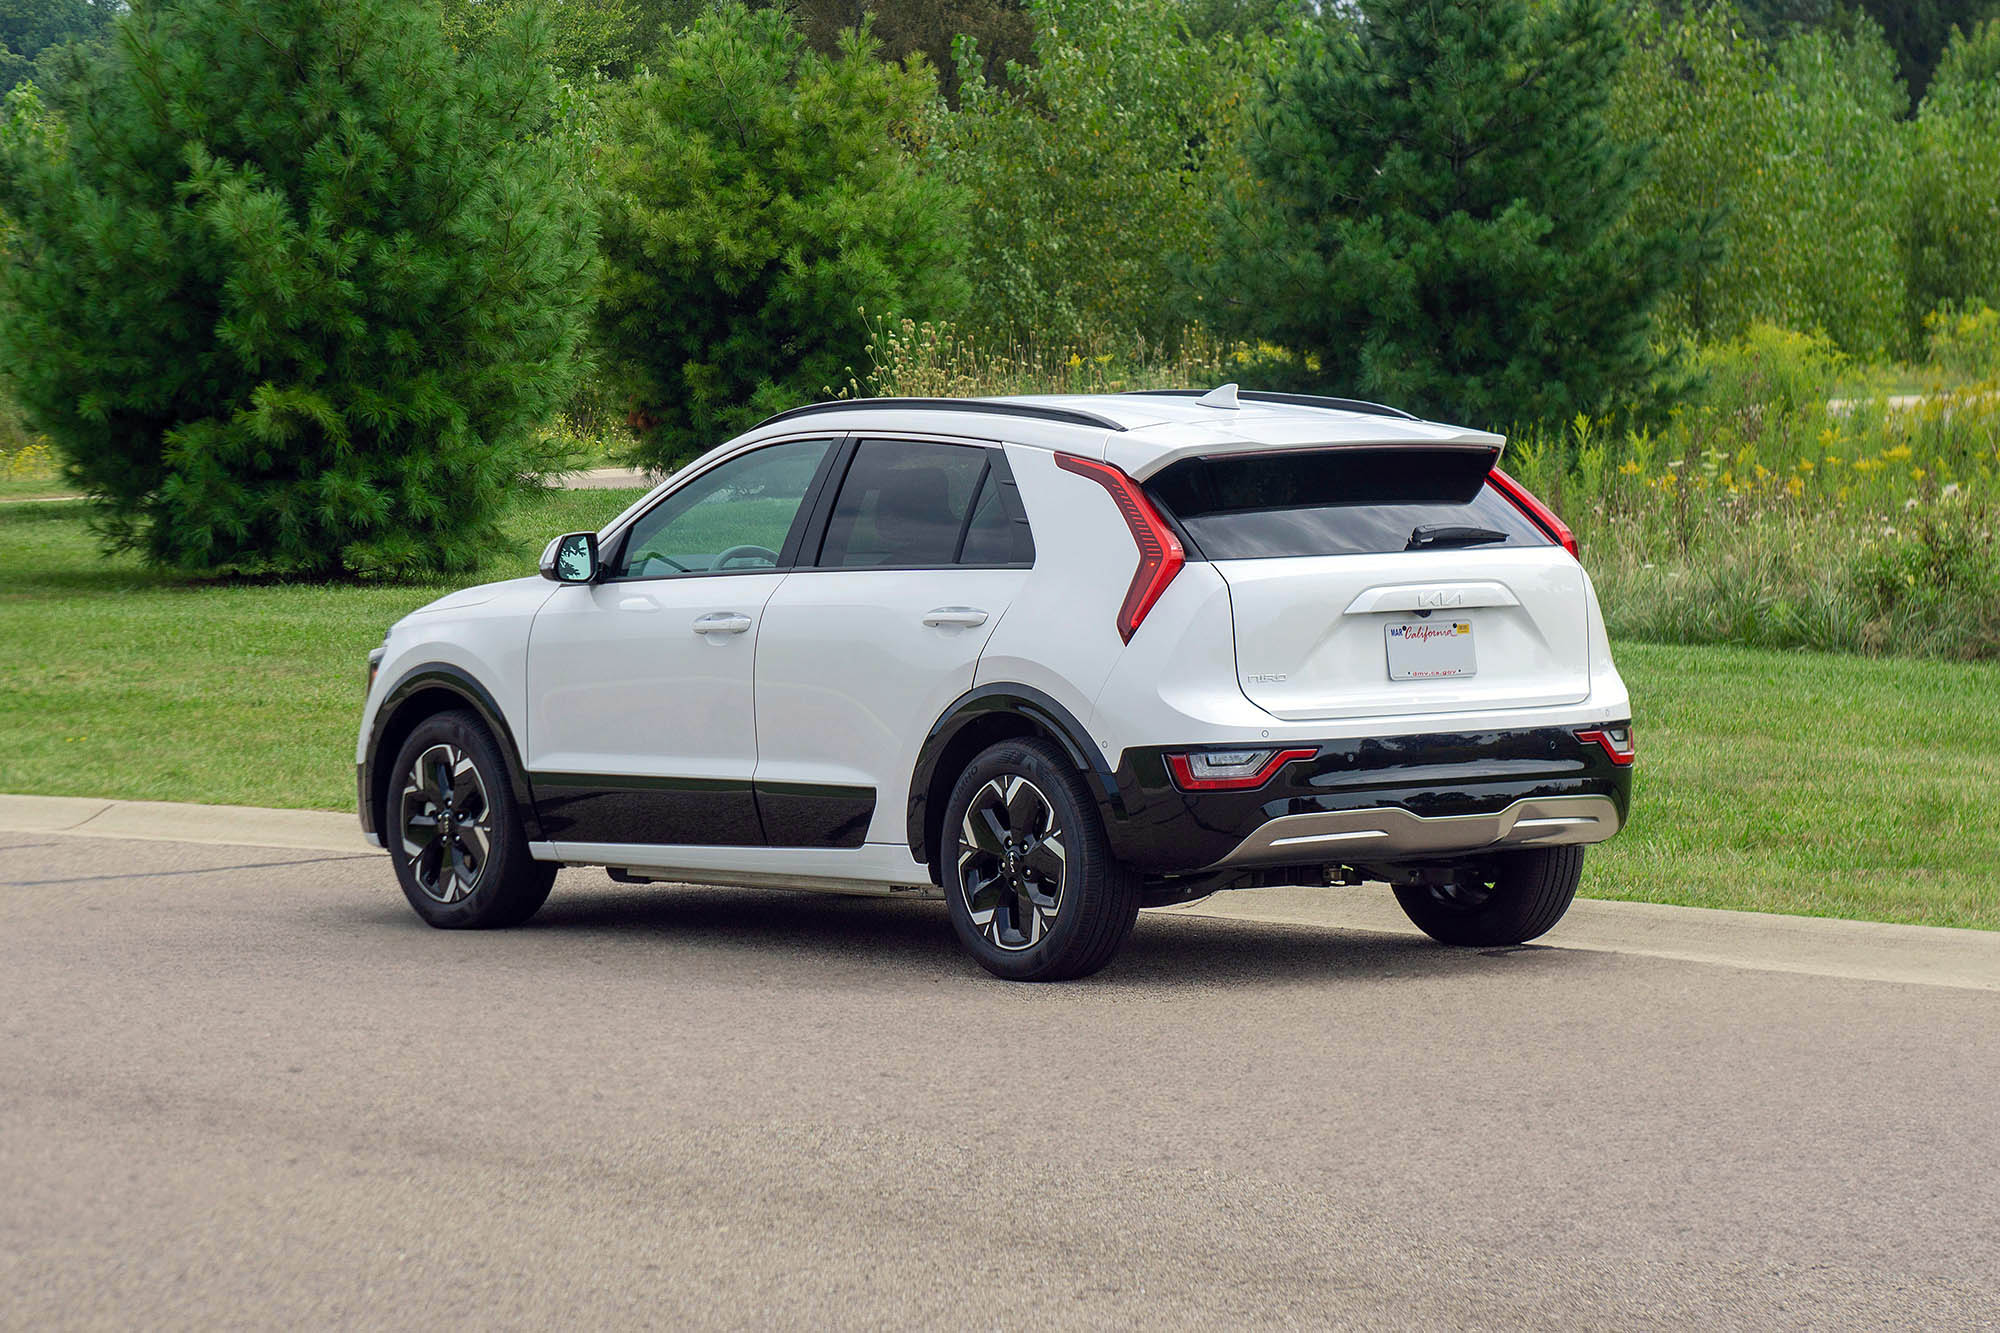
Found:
<box><xmin>3</xmin><ymin>833</ymin><xmax>1996</xmax><ymax>1330</ymax></box>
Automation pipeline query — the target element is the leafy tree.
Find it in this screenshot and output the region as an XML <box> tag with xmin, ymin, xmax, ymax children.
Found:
<box><xmin>1610</xmin><ymin>4</ymin><xmax>1913</xmax><ymax>357</ymax></box>
<box><xmin>935</xmin><ymin>0</ymin><xmax>1263</xmax><ymax>346</ymax></box>
<box><xmin>0</xmin><ymin>0</ymin><xmax>597</xmax><ymax>578</ymax></box>
<box><xmin>595</xmin><ymin>3</ymin><xmax>969</xmax><ymax>467</ymax></box>
<box><xmin>779</xmin><ymin>0</ymin><xmax>1037</xmax><ymax>102</ymax></box>
<box><xmin>1853</xmin><ymin>0</ymin><xmax>2000</xmax><ymax>103</ymax></box>
<box><xmin>1905</xmin><ymin>18</ymin><xmax>2000</xmax><ymax>334</ymax></box>
<box><xmin>1208</xmin><ymin>0</ymin><xmax>1685</xmax><ymax>431</ymax></box>
<box><xmin>0</xmin><ymin>0</ymin><xmax>119</xmax><ymax>88</ymax></box>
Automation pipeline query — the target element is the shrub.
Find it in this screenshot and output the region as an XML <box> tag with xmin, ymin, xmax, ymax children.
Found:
<box><xmin>1208</xmin><ymin>0</ymin><xmax>1687</xmax><ymax>432</ymax></box>
<box><xmin>1925</xmin><ymin>305</ymin><xmax>2000</xmax><ymax>380</ymax></box>
<box><xmin>0</xmin><ymin>0</ymin><xmax>597</xmax><ymax>578</ymax></box>
<box><xmin>846</xmin><ymin>316</ymin><xmax>1238</xmax><ymax>398</ymax></box>
<box><xmin>934</xmin><ymin>0</ymin><xmax>1261</xmax><ymax>346</ymax></box>
<box><xmin>595</xmin><ymin>4</ymin><xmax>969</xmax><ymax>469</ymax></box>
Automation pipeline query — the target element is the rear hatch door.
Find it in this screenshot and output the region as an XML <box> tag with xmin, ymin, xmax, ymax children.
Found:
<box><xmin>1146</xmin><ymin>444</ymin><xmax>1591</xmax><ymax>722</ymax></box>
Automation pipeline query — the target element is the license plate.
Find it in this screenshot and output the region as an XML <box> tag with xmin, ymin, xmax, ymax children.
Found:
<box><xmin>1386</xmin><ymin>619</ymin><xmax>1476</xmax><ymax>680</ymax></box>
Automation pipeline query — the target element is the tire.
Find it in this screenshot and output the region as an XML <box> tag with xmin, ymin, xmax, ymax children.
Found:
<box><xmin>1392</xmin><ymin>845</ymin><xmax>1584</xmax><ymax>947</ymax></box>
<box><xmin>385</xmin><ymin>709</ymin><xmax>555</xmax><ymax>929</ymax></box>
<box><xmin>941</xmin><ymin>737</ymin><xmax>1141</xmax><ymax>981</ymax></box>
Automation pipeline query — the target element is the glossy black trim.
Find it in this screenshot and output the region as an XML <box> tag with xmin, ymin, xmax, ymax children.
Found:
<box><xmin>1125</xmin><ymin>388</ymin><xmax>1421</xmax><ymax>421</ymax></box>
<box><xmin>1101</xmin><ymin>724</ymin><xmax>1635</xmax><ymax>873</ymax></box>
<box><xmin>528</xmin><ymin>773</ymin><xmax>878</xmax><ymax>849</ymax></box>
<box><xmin>754</xmin><ymin>781</ymin><xmax>875</xmax><ymax>849</ymax></box>
<box><xmin>754</xmin><ymin>397</ymin><xmax>1128</xmax><ymax>433</ymax></box>
<box><xmin>531</xmin><ymin>773</ymin><xmax>765</xmax><ymax>846</ymax></box>
<box><xmin>357</xmin><ymin>763</ymin><xmax>374</xmax><ymax>838</ymax></box>
<box><xmin>362</xmin><ymin>663</ymin><xmax>542</xmax><ymax>843</ymax></box>
<box><xmin>906</xmin><ymin>684</ymin><xmax>1120</xmax><ymax>873</ymax></box>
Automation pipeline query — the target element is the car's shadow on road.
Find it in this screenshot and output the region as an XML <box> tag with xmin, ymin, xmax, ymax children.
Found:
<box><xmin>346</xmin><ymin>874</ymin><xmax>1568</xmax><ymax>987</ymax></box>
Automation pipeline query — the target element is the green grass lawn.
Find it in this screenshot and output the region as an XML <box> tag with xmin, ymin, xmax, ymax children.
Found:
<box><xmin>3</xmin><ymin>495</ymin><xmax>1996</xmax><ymax>929</ymax></box>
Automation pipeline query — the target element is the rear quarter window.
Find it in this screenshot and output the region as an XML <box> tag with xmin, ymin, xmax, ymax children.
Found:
<box><xmin>1146</xmin><ymin>448</ymin><xmax>1551</xmax><ymax>560</ymax></box>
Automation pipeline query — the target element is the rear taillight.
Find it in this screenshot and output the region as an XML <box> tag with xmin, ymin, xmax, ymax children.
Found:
<box><xmin>1576</xmin><ymin>726</ymin><xmax>1635</xmax><ymax>766</ymax></box>
<box><xmin>1165</xmin><ymin>747</ymin><xmax>1318</xmax><ymax>791</ymax></box>
<box><xmin>1054</xmin><ymin>454</ymin><xmax>1185</xmax><ymax>642</ymax></box>
<box><xmin>1488</xmin><ymin>468</ymin><xmax>1579</xmax><ymax>560</ymax></box>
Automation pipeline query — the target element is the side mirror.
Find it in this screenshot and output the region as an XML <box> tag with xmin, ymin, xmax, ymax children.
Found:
<box><xmin>539</xmin><ymin>531</ymin><xmax>600</xmax><ymax>583</ymax></box>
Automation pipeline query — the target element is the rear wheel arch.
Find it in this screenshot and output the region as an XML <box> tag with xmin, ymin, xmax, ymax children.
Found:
<box><xmin>368</xmin><ymin>665</ymin><xmax>541</xmax><ymax>843</ymax></box>
<box><xmin>907</xmin><ymin>684</ymin><xmax>1118</xmax><ymax>884</ymax></box>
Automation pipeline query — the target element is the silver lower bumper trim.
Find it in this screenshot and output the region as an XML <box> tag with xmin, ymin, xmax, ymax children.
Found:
<box><xmin>1216</xmin><ymin>795</ymin><xmax>1622</xmax><ymax>867</ymax></box>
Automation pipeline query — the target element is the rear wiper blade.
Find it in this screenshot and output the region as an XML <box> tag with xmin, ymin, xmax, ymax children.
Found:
<box><xmin>1407</xmin><ymin>524</ymin><xmax>1510</xmax><ymax>550</ymax></box>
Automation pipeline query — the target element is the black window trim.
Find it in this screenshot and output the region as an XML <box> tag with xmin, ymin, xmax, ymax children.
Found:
<box><xmin>595</xmin><ymin>433</ymin><xmax>852</xmax><ymax>585</ymax></box>
<box><xmin>793</xmin><ymin>436</ymin><xmax>1037</xmax><ymax>574</ymax></box>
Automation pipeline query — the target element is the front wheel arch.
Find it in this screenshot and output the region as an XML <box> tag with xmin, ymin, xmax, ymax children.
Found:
<box><xmin>366</xmin><ymin>665</ymin><xmax>541</xmax><ymax>844</ymax></box>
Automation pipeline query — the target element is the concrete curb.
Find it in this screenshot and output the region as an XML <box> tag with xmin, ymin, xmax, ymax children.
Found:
<box><xmin>1159</xmin><ymin>883</ymin><xmax>2000</xmax><ymax>994</ymax></box>
<box><xmin>0</xmin><ymin>793</ymin><xmax>379</xmax><ymax>855</ymax></box>
<box><xmin>5</xmin><ymin>793</ymin><xmax>1997</xmax><ymax>992</ymax></box>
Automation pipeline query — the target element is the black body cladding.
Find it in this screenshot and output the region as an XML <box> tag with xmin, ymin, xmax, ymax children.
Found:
<box><xmin>1096</xmin><ymin>726</ymin><xmax>1634</xmax><ymax>874</ymax></box>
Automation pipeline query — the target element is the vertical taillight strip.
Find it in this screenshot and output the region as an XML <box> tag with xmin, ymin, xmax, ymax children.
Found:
<box><xmin>1488</xmin><ymin>467</ymin><xmax>1579</xmax><ymax>560</ymax></box>
<box><xmin>1054</xmin><ymin>454</ymin><xmax>1186</xmax><ymax>643</ymax></box>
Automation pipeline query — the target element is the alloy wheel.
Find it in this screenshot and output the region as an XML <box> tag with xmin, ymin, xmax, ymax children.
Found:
<box><xmin>399</xmin><ymin>742</ymin><xmax>493</xmax><ymax>904</ymax></box>
<box><xmin>956</xmin><ymin>774</ymin><xmax>1066</xmax><ymax>951</ymax></box>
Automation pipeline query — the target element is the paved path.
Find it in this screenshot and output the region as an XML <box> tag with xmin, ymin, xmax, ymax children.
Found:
<box><xmin>3</xmin><ymin>823</ymin><xmax>1996</xmax><ymax>1329</ymax></box>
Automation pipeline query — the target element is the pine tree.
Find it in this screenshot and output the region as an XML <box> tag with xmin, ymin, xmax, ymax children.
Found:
<box><xmin>595</xmin><ymin>3</ymin><xmax>969</xmax><ymax>467</ymax></box>
<box><xmin>1208</xmin><ymin>0</ymin><xmax>1687</xmax><ymax>431</ymax></box>
<box><xmin>0</xmin><ymin>0</ymin><xmax>597</xmax><ymax>577</ymax></box>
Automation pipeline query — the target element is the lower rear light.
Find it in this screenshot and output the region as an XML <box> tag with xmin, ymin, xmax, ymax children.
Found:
<box><xmin>1488</xmin><ymin>467</ymin><xmax>1579</xmax><ymax>560</ymax></box>
<box><xmin>1576</xmin><ymin>726</ymin><xmax>1635</xmax><ymax>766</ymax></box>
<box><xmin>1165</xmin><ymin>747</ymin><xmax>1318</xmax><ymax>791</ymax></box>
<box><xmin>1054</xmin><ymin>454</ymin><xmax>1185</xmax><ymax>642</ymax></box>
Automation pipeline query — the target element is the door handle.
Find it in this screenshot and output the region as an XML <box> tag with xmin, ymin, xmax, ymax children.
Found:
<box><xmin>692</xmin><ymin>612</ymin><xmax>753</xmax><ymax>635</ymax></box>
<box><xmin>922</xmin><ymin>607</ymin><xmax>989</xmax><ymax>628</ymax></box>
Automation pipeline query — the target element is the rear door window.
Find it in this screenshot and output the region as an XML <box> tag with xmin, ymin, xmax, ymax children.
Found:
<box><xmin>817</xmin><ymin>439</ymin><xmax>1032</xmax><ymax>568</ymax></box>
<box><xmin>1146</xmin><ymin>448</ymin><xmax>1549</xmax><ymax>559</ymax></box>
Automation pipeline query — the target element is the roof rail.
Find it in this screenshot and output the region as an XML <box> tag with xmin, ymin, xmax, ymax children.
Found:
<box><xmin>754</xmin><ymin>397</ymin><xmax>1128</xmax><ymax>433</ymax></box>
<box><xmin>1127</xmin><ymin>388</ymin><xmax>1420</xmax><ymax>421</ymax></box>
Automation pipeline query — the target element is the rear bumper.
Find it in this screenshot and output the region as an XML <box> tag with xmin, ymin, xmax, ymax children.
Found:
<box><xmin>1099</xmin><ymin>724</ymin><xmax>1632</xmax><ymax>875</ymax></box>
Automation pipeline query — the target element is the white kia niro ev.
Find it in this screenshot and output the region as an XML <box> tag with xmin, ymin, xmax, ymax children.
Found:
<box><xmin>357</xmin><ymin>386</ymin><xmax>1634</xmax><ymax>980</ymax></box>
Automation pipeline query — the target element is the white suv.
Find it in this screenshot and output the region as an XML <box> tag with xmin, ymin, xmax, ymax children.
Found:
<box><xmin>358</xmin><ymin>387</ymin><xmax>1633</xmax><ymax>980</ymax></box>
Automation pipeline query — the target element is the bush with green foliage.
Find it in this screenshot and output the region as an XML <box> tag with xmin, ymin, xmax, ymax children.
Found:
<box><xmin>1207</xmin><ymin>0</ymin><xmax>1684</xmax><ymax>431</ymax></box>
<box><xmin>1905</xmin><ymin>20</ymin><xmax>2000</xmax><ymax>341</ymax></box>
<box><xmin>935</xmin><ymin>0</ymin><xmax>1263</xmax><ymax>346</ymax></box>
<box><xmin>0</xmin><ymin>0</ymin><xmax>597</xmax><ymax>578</ymax></box>
<box><xmin>595</xmin><ymin>3</ymin><xmax>969</xmax><ymax>468</ymax></box>
<box><xmin>1610</xmin><ymin>4</ymin><xmax>1912</xmax><ymax>359</ymax></box>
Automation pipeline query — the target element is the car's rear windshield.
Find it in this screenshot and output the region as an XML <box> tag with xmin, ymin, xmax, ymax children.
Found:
<box><xmin>1145</xmin><ymin>447</ymin><xmax>1551</xmax><ymax>560</ymax></box>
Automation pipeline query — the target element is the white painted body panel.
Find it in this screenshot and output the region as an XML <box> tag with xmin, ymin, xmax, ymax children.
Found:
<box><xmin>355</xmin><ymin>575</ymin><xmax>557</xmax><ymax>766</ymax></box>
<box><xmin>754</xmin><ymin>566</ymin><xmax>1028</xmax><ymax>843</ymax></box>
<box><xmin>972</xmin><ymin>446</ymin><xmax>1139</xmax><ymax>752</ymax></box>
<box><xmin>1216</xmin><ymin>548</ymin><xmax>1593</xmax><ymax>720</ymax></box>
<box><xmin>522</xmin><ymin>573</ymin><xmax>784</xmax><ymax>782</ymax></box>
